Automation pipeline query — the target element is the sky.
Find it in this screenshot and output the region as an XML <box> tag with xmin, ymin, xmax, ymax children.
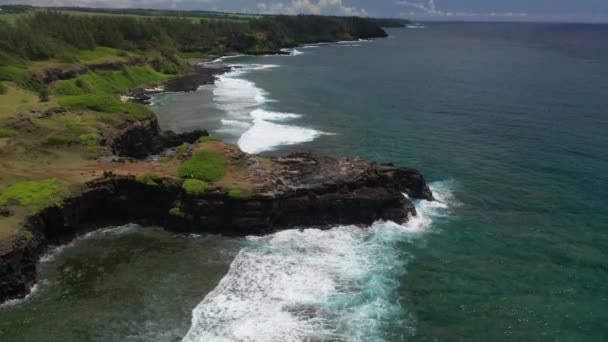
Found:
<box><xmin>3</xmin><ymin>0</ymin><xmax>608</xmax><ymax>22</ymax></box>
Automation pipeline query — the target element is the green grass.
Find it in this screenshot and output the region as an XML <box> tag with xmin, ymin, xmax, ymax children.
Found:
<box><xmin>46</xmin><ymin>135</ymin><xmax>78</xmax><ymax>145</ymax></box>
<box><xmin>0</xmin><ymin>127</ymin><xmax>17</xmax><ymax>138</ymax></box>
<box><xmin>0</xmin><ymin>82</ymin><xmax>7</xmax><ymax>94</ymax></box>
<box><xmin>0</xmin><ymin>13</ymin><xmax>25</xmax><ymax>26</ymax></box>
<box><xmin>178</xmin><ymin>150</ymin><xmax>227</xmax><ymax>182</ymax></box>
<box><xmin>0</xmin><ymin>65</ymin><xmax>27</xmax><ymax>83</ymax></box>
<box><xmin>135</xmin><ymin>172</ymin><xmax>161</xmax><ymax>186</ymax></box>
<box><xmin>58</xmin><ymin>94</ymin><xmax>151</xmax><ymax>119</ymax></box>
<box><xmin>79</xmin><ymin>133</ymin><xmax>102</xmax><ymax>158</ymax></box>
<box><xmin>173</xmin><ymin>143</ymin><xmax>189</xmax><ymax>158</ymax></box>
<box><xmin>54</xmin><ymin>66</ymin><xmax>168</xmax><ymax>95</ymax></box>
<box><xmin>182</xmin><ymin>179</ymin><xmax>208</xmax><ymax>195</ymax></box>
<box><xmin>0</xmin><ymin>178</ymin><xmax>69</xmax><ymax>212</ymax></box>
<box><xmin>78</xmin><ymin>47</ymin><xmax>127</xmax><ymax>61</ymax></box>
<box><xmin>197</xmin><ymin>135</ymin><xmax>222</xmax><ymax>143</ymax></box>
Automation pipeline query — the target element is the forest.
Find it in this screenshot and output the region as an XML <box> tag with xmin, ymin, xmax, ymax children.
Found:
<box><xmin>0</xmin><ymin>9</ymin><xmax>391</xmax><ymax>66</ymax></box>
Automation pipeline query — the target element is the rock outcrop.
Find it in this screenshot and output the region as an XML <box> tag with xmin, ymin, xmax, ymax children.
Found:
<box><xmin>0</xmin><ymin>152</ymin><xmax>432</xmax><ymax>302</ymax></box>
<box><xmin>109</xmin><ymin>116</ymin><xmax>207</xmax><ymax>158</ymax></box>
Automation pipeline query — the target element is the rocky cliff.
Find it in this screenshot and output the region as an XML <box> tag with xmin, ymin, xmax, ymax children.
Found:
<box><xmin>0</xmin><ymin>150</ymin><xmax>432</xmax><ymax>302</ymax></box>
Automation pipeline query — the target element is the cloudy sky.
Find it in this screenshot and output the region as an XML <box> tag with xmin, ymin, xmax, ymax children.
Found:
<box><xmin>3</xmin><ymin>0</ymin><xmax>608</xmax><ymax>22</ymax></box>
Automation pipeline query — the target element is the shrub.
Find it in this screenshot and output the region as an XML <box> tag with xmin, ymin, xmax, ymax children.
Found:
<box><xmin>79</xmin><ymin>133</ymin><xmax>102</xmax><ymax>157</ymax></box>
<box><xmin>135</xmin><ymin>172</ymin><xmax>161</xmax><ymax>186</ymax></box>
<box><xmin>174</xmin><ymin>143</ymin><xmax>189</xmax><ymax>157</ymax></box>
<box><xmin>182</xmin><ymin>179</ymin><xmax>208</xmax><ymax>195</ymax></box>
<box><xmin>178</xmin><ymin>150</ymin><xmax>227</xmax><ymax>182</ymax></box>
<box><xmin>0</xmin><ymin>82</ymin><xmax>7</xmax><ymax>94</ymax></box>
<box><xmin>197</xmin><ymin>135</ymin><xmax>222</xmax><ymax>143</ymax></box>
<box><xmin>0</xmin><ymin>178</ymin><xmax>69</xmax><ymax>212</ymax></box>
<box><xmin>56</xmin><ymin>54</ymin><xmax>79</xmax><ymax>63</ymax></box>
<box><xmin>0</xmin><ymin>65</ymin><xmax>26</xmax><ymax>83</ymax></box>
<box><xmin>66</xmin><ymin>122</ymin><xmax>86</xmax><ymax>134</ymax></box>
<box><xmin>46</xmin><ymin>135</ymin><xmax>78</xmax><ymax>145</ymax></box>
<box><xmin>38</xmin><ymin>87</ymin><xmax>50</xmax><ymax>102</ymax></box>
<box><xmin>169</xmin><ymin>207</ymin><xmax>185</xmax><ymax>218</ymax></box>
<box><xmin>227</xmin><ymin>187</ymin><xmax>253</xmax><ymax>199</ymax></box>
<box><xmin>55</xmin><ymin>79</ymin><xmax>93</xmax><ymax>96</ymax></box>
<box><xmin>0</xmin><ymin>127</ymin><xmax>17</xmax><ymax>138</ymax></box>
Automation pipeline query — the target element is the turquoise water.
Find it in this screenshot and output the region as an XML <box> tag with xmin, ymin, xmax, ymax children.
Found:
<box><xmin>2</xmin><ymin>22</ymin><xmax>608</xmax><ymax>341</ymax></box>
<box><xmin>162</xmin><ymin>22</ymin><xmax>608</xmax><ymax>340</ymax></box>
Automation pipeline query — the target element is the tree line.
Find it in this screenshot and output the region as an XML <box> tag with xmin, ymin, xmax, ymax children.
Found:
<box><xmin>0</xmin><ymin>11</ymin><xmax>389</xmax><ymax>65</ymax></box>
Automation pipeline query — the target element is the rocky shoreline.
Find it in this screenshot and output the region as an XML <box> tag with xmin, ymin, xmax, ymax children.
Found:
<box><xmin>120</xmin><ymin>61</ymin><xmax>231</xmax><ymax>104</ymax></box>
<box><xmin>0</xmin><ymin>40</ymin><xmax>433</xmax><ymax>304</ymax></box>
<box><xmin>0</xmin><ymin>148</ymin><xmax>432</xmax><ymax>302</ymax></box>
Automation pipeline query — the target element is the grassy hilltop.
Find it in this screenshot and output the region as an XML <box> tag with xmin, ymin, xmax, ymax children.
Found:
<box><xmin>0</xmin><ymin>5</ymin><xmax>396</xmax><ymax>251</ymax></box>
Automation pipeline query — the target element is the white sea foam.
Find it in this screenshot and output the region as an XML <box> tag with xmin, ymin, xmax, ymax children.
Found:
<box><xmin>406</xmin><ymin>24</ymin><xmax>426</xmax><ymax>29</ymax></box>
<box><xmin>238</xmin><ymin>118</ymin><xmax>325</xmax><ymax>154</ymax></box>
<box><xmin>183</xmin><ymin>182</ymin><xmax>454</xmax><ymax>342</ymax></box>
<box><xmin>0</xmin><ymin>284</ymin><xmax>40</xmax><ymax>309</ymax></box>
<box><xmin>250</xmin><ymin>108</ymin><xmax>301</xmax><ymax>121</ymax></box>
<box><xmin>280</xmin><ymin>48</ymin><xmax>305</xmax><ymax>56</ymax></box>
<box><xmin>212</xmin><ymin>62</ymin><xmax>328</xmax><ymax>154</ymax></box>
<box><xmin>212</xmin><ymin>54</ymin><xmax>247</xmax><ymax>63</ymax></box>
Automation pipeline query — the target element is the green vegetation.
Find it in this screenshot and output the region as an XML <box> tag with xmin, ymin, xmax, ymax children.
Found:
<box><xmin>227</xmin><ymin>187</ymin><xmax>253</xmax><ymax>199</ymax></box>
<box><xmin>0</xmin><ymin>127</ymin><xmax>17</xmax><ymax>138</ymax></box>
<box><xmin>0</xmin><ymin>82</ymin><xmax>6</xmax><ymax>94</ymax></box>
<box><xmin>79</xmin><ymin>133</ymin><xmax>102</xmax><ymax>157</ymax></box>
<box><xmin>169</xmin><ymin>206</ymin><xmax>185</xmax><ymax>218</ymax></box>
<box><xmin>38</xmin><ymin>87</ymin><xmax>50</xmax><ymax>102</ymax></box>
<box><xmin>135</xmin><ymin>172</ymin><xmax>161</xmax><ymax>186</ymax></box>
<box><xmin>197</xmin><ymin>135</ymin><xmax>222</xmax><ymax>143</ymax></box>
<box><xmin>78</xmin><ymin>47</ymin><xmax>127</xmax><ymax>61</ymax></box>
<box><xmin>0</xmin><ymin>10</ymin><xmax>386</xmax><ymax>66</ymax></box>
<box><xmin>46</xmin><ymin>135</ymin><xmax>78</xmax><ymax>145</ymax></box>
<box><xmin>58</xmin><ymin>94</ymin><xmax>151</xmax><ymax>119</ymax></box>
<box><xmin>174</xmin><ymin>143</ymin><xmax>189</xmax><ymax>157</ymax></box>
<box><xmin>54</xmin><ymin>66</ymin><xmax>168</xmax><ymax>95</ymax></box>
<box><xmin>0</xmin><ymin>178</ymin><xmax>69</xmax><ymax>212</ymax></box>
<box><xmin>182</xmin><ymin>179</ymin><xmax>208</xmax><ymax>195</ymax></box>
<box><xmin>178</xmin><ymin>150</ymin><xmax>227</xmax><ymax>182</ymax></box>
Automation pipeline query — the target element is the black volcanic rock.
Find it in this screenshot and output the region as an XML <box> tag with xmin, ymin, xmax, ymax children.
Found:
<box><xmin>0</xmin><ymin>151</ymin><xmax>432</xmax><ymax>303</ymax></box>
<box><xmin>109</xmin><ymin>116</ymin><xmax>207</xmax><ymax>158</ymax></box>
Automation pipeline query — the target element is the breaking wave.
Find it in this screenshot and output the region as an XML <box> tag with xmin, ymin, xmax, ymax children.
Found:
<box><xmin>183</xmin><ymin>181</ymin><xmax>456</xmax><ymax>342</ymax></box>
<box><xmin>213</xmin><ymin>63</ymin><xmax>328</xmax><ymax>154</ymax></box>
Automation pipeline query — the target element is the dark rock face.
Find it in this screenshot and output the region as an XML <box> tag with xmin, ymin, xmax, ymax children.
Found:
<box><xmin>163</xmin><ymin>64</ymin><xmax>231</xmax><ymax>93</ymax></box>
<box><xmin>0</xmin><ymin>153</ymin><xmax>432</xmax><ymax>303</ymax></box>
<box><xmin>109</xmin><ymin>116</ymin><xmax>207</xmax><ymax>158</ymax></box>
<box><xmin>122</xmin><ymin>63</ymin><xmax>231</xmax><ymax>104</ymax></box>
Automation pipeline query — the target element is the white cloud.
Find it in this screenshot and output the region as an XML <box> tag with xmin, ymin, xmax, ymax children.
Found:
<box><xmin>256</xmin><ymin>0</ymin><xmax>368</xmax><ymax>17</ymax></box>
<box><xmin>395</xmin><ymin>0</ymin><xmax>442</xmax><ymax>15</ymax></box>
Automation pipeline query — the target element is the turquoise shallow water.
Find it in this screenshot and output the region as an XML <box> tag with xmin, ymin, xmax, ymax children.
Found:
<box><xmin>1</xmin><ymin>22</ymin><xmax>607</xmax><ymax>341</ymax></box>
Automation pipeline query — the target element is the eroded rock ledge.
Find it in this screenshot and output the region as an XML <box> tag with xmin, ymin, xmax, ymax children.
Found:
<box><xmin>0</xmin><ymin>151</ymin><xmax>432</xmax><ymax>303</ymax></box>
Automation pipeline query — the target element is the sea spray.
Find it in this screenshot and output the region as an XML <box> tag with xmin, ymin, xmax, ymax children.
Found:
<box><xmin>183</xmin><ymin>181</ymin><xmax>455</xmax><ymax>342</ymax></box>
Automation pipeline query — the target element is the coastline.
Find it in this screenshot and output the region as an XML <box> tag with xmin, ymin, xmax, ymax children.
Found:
<box><xmin>0</xmin><ymin>33</ymin><xmax>414</xmax><ymax>304</ymax></box>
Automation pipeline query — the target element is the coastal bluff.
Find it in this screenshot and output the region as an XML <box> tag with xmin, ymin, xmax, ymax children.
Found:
<box><xmin>0</xmin><ymin>136</ymin><xmax>433</xmax><ymax>302</ymax></box>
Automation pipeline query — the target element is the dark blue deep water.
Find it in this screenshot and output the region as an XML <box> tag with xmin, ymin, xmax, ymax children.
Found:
<box><xmin>1</xmin><ymin>22</ymin><xmax>607</xmax><ymax>341</ymax></box>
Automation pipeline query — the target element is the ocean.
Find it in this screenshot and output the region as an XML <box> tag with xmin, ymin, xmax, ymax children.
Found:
<box><xmin>1</xmin><ymin>22</ymin><xmax>607</xmax><ymax>341</ymax></box>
